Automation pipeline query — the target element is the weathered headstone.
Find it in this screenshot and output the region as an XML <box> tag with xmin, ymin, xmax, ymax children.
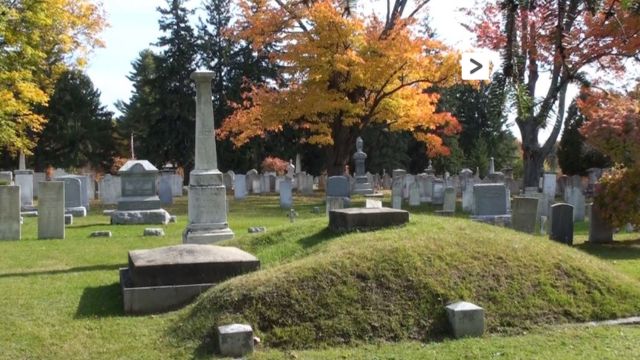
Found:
<box><xmin>0</xmin><ymin>171</ymin><xmax>12</xmax><ymax>185</ymax></box>
<box><xmin>326</xmin><ymin>196</ymin><xmax>345</xmax><ymax>215</ymax></box>
<box><xmin>549</xmin><ymin>203</ymin><xmax>574</xmax><ymax>245</ymax></box>
<box><xmin>56</xmin><ymin>176</ymin><xmax>86</xmax><ymax>217</ymax></box>
<box><xmin>431</xmin><ymin>178</ymin><xmax>445</xmax><ymax>205</ymax></box>
<box><xmin>246</xmin><ymin>169</ymin><xmax>259</xmax><ymax>193</ymax></box>
<box><xmin>223</xmin><ymin>170</ymin><xmax>235</xmax><ymax>191</ymax></box>
<box><xmin>511</xmin><ymin>197</ymin><xmax>538</xmax><ymax>233</ymax></box>
<box><xmin>234</xmin><ymin>174</ymin><xmax>247</xmax><ymax>199</ymax></box>
<box><xmin>327</xmin><ymin>176</ymin><xmax>350</xmax><ymax>199</ymax></box>
<box><xmin>14</xmin><ymin>169</ymin><xmax>34</xmax><ymax>208</ymax></box>
<box><xmin>32</xmin><ymin>172</ymin><xmax>46</xmax><ymax>198</ymax></box>
<box><xmin>472</xmin><ymin>184</ymin><xmax>508</xmax><ymax>216</ymax></box>
<box><xmin>279</xmin><ymin>179</ymin><xmax>293</xmax><ymax>209</ymax></box>
<box><xmin>158</xmin><ymin>176</ymin><xmax>173</xmax><ymax>205</ymax></box>
<box><xmin>0</xmin><ymin>186</ymin><xmax>20</xmax><ymax>240</ymax></box>
<box><xmin>588</xmin><ymin>202</ymin><xmax>613</xmax><ymax>243</ymax></box>
<box><xmin>99</xmin><ymin>174</ymin><xmax>121</xmax><ymax>205</ymax></box>
<box><xmin>409</xmin><ymin>182</ymin><xmax>421</xmax><ymax>206</ymax></box>
<box><xmin>542</xmin><ymin>172</ymin><xmax>557</xmax><ymax>200</ymax></box>
<box><xmin>391</xmin><ymin>176</ymin><xmax>403</xmax><ymax>209</ymax></box>
<box><xmin>38</xmin><ymin>181</ymin><xmax>65</xmax><ymax>239</ymax></box>
<box><xmin>183</xmin><ymin>71</ymin><xmax>234</xmax><ymax>243</ymax></box>
<box><xmin>460</xmin><ymin>168</ymin><xmax>474</xmax><ymax>212</ymax></box>
<box><xmin>442</xmin><ymin>187</ymin><xmax>456</xmax><ymax>213</ymax></box>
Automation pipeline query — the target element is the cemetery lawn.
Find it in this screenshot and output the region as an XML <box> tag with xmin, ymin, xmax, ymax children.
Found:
<box><xmin>1</xmin><ymin>195</ymin><xmax>640</xmax><ymax>359</ymax></box>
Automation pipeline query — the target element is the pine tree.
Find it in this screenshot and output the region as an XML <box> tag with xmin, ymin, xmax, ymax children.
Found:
<box><xmin>34</xmin><ymin>69</ymin><xmax>116</xmax><ymax>171</ymax></box>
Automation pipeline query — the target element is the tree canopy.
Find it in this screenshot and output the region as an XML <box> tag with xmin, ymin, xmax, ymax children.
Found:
<box><xmin>0</xmin><ymin>0</ymin><xmax>105</xmax><ymax>155</ymax></box>
<box><xmin>217</xmin><ymin>0</ymin><xmax>462</xmax><ymax>174</ymax></box>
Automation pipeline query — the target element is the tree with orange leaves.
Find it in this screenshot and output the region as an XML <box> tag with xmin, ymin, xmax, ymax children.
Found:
<box><xmin>217</xmin><ymin>0</ymin><xmax>461</xmax><ymax>175</ymax></box>
<box><xmin>578</xmin><ymin>83</ymin><xmax>640</xmax><ymax>226</ymax></box>
<box><xmin>468</xmin><ymin>0</ymin><xmax>640</xmax><ymax>187</ymax></box>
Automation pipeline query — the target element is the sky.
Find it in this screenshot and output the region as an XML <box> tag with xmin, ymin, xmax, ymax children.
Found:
<box><xmin>84</xmin><ymin>0</ymin><xmax>562</xmax><ymax>142</ymax></box>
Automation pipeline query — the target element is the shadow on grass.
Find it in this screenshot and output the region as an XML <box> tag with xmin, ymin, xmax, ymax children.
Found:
<box><xmin>298</xmin><ymin>227</ymin><xmax>339</xmax><ymax>249</ymax></box>
<box><xmin>575</xmin><ymin>239</ymin><xmax>640</xmax><ymax>261</ymax></box>
<box><xmin>0</xmin><ymin>264</ymin><xmax>123</xmax><ymax>279</ymax></box>
<box><xmin>75</xmin><ymin>282</ymin><xmax>124</xmax><ymax>318</ymax></box>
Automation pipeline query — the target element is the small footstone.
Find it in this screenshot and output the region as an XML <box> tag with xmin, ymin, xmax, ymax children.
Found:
<box><xmin>312</xmin><ymin>206</ymin><xmax>321</xmax><ymax>214</ymax></box>
<box><xmin>65</xmin><ymin>214</ymin><xmax>73</xmax><ymax>225</ymax></box>
<box><xmin>143</xmin><ymin>228</ymin><xmax>165</xmax><ymax>237</ymax></box>
<box><xmin>90</xmin><ymin>231</ymin><xmax>112</xmax><ymax>238</ymax></box>
<box><xmin>218</xmin><ymin>324</ymin><xmax>254</xmax><ymax>358</ymax></box>
<box><xmin>21</xmin><ymin>211</ymin><xmax>38</xmax><ymax>217</ymax></box>
<box><xmin>169</xmin><ymin>215</ymin><xmax>177</xmax><ymax>223</ymax></box>
<box><xmin>103</xmin><ymin>209</ymin><xmax>115</xmax><ymax>216</ymax></box>
<box><xmin>445</xmin><ymin>301</ymin><xmax>485</xmax><ymax>338</ymax></box>
<box><xmin>248</xmin><ymin>226</ymin><xmax>266</xmax><ymax>234</ymax></box>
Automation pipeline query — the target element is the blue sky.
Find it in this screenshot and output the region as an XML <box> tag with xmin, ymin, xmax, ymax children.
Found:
<box><xmin>85</xmin><ymin>0</ymin><xmax>475</xmax><ymax>114</ymax></box>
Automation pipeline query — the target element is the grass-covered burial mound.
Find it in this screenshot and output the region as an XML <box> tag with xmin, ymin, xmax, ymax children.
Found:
<box><xmin>170</xmin><ymin>215</ymin><xmax>640</xmax><ymax>350</ymax></box>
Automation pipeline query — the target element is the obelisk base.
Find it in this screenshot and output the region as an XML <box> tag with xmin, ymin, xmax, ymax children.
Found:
<box><xmin>183</xmin><ymin>170</ymin><xmax>234</xmax><ymax>244</ymax></box>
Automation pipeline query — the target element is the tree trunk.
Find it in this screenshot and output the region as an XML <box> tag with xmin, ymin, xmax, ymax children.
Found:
<box><xmin>325</xmin><ymin>122</ymin><xmax>357</xmax><ymax>176</ymax></box>
<box><xmin>519</xmin><ymin>119</ymin><xmax>546</xmax><ymax>188</ymax></box>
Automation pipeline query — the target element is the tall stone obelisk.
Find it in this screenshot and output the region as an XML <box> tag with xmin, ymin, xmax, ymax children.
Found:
<box><xmin>183</xmin><ymin>71</ymin><xmax>234</xmax><ymax>243</ymax></box>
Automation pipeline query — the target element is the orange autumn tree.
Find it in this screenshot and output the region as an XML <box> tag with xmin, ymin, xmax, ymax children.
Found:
<box><xmin>579</xmin><ymin>83</ymin><xmax>640</xmax><ymax>226</ymax></box>
<box><xmin>218</xmin><ymin>0</ymin><xmax>461</xmax><ymax>174</ymax></box>
<box><xmin>467</xmin><ymin>0</ymin><xmax>640</xmax><ymax>187</ymax></box>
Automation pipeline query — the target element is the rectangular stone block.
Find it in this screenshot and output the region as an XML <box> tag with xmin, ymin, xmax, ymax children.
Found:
<box><xmin>445</xmin><ymin>301</ymin><xmax>485</xmax><ymax>338</ymax></box>
<box><xmin>218</xmin><ymin>324</ymin><xmax>254</xmax><ymax>357</ymax></box>
<box><xmin>128</xmin><ymin>244</ymin><xmax>260</xmax><ymax>287</ymax></box>
<box><xmin>329</xmin><ymin>208</ymin><xmax>409</xmax><ymax>232</ymax></box>
<box><xmin>511</xmin><ymin>197</ymin><xmax>538</xmax><ymax>233</ymax></box>
<box><xmin>549</xmin><ymin>203</ymin><xmax>574</xmax><ymax>245</ymax></box>
<box><xmin>38</xmin><ymin>181</ymin><xmax>65</xmax><ymax>239</ymax></box>
<box><xmin>0</xmin><ymin>186</ymin><xmax>20</xmax><ymax>240</ymax></box>
<box><xmin>473</xmin><ymin>184</ymin><xmax>507</xmax><ymax>216</ymax></box>
<box><xmin>14</xmin><ymin>170</ymin><xmax>33</xmax><ymax>207</ymax></box>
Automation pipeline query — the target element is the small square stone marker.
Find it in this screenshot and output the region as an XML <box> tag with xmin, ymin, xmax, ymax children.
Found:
<box><xmin>218</xmin><ymin>323</ymin><xmax>254</xmax><ymax>357</ymax></box>
<box><xmin>445</xmin><ymin>301</ymin><xmax>485</xmax><ymax>338</ymax></box>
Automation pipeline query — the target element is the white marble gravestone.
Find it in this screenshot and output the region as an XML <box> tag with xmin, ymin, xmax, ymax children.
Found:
<box><xmin>279</xmin><ymin>179</ymin><xmax>293</xmax><ymax>209</ymax></box>
<box><xmin>234</xmin><ymin>174</ymin><xmax>247</xmax><ymax>199</ymax></box>
<box><xmin>14</xmin><ymin>170</ymin><xmax>34</xmax><ymax>208</ymax></box>
<box><xmin>183</xmin><ymin>71</ymin><xmax>234</xmax><ymax>243</ymax></box>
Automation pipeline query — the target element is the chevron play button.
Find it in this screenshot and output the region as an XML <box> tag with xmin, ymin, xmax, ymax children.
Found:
<box><xmin>462</xmin><ymin>52</ymin><xmax>491</xmax><ymax>80</ymax></box>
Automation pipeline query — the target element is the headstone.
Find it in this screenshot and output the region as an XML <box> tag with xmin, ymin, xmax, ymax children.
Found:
<box><xmin>0</xmin><ymin>186</ymin><xmax>20</xmax><ymax>240</ymax></box>
<box><xmin>326</xmin><ymin>176</ymin><xmax>351</xmax><ymax>199</ymax></box>
<box><xmin>564</xmin><ymin>175</ymin><xmax>585</xmax><ymax>222</ymax></box>
<box><xmin>403</xmin><ymin>174</ymin><xmax>415</xmax><ymax>199</ymax></box>
<box><xmin>56</xmin><ymin>176</ymin><xmax>86</xmax><ymax>217</ymax></box>
<box><xmin>416</xmin><ymin>174</ymin><xmax>429</xmax><ymax>202</ymax></box>
<box><xmin>511</xmin><ymin>197</ymin><xmax>538</xmax><ymax>233</ymax></box>
<box><xmin>246</xmin><ymin>169</ymin><xmax>259</xmax><ymax>193</ymax></box>
<box><xmin>183</xmin><ymin>71</ymin><xmax>234</xmax><ymax>243</ymax></box>
<box><xmin>65</xmin><ymin>214</ymin><xmax>73</xmax><ymax>225</ymax></box>
<box><xmin>460</xmin><ymin>169</ymin><xmax>474</xmax><ymax>212</ymax></box>
<box><xmin>218</xmin><ymin>324</ymin><xmax>254</xmax><ymax>358</ymax></box>
<box><xmin>14</xmin><ymin>170</ymin><xmax>34</xmax><ymax>208</ymax></box>
<box><xmin>223</xmin><ymin>170</ymin><xmax>234</xmax><ymax>191</ymax></box>
<box><xmin>431</xmin><ymin>179</ymin><xmax>445</xmax><ymax>205</ymax></box>
<box><xmin>99</xmin><ymin>174</ymin><xmax>121</xmax><ymax>205</ymax></box>
<box><xmin>143</xmin><ymin>228</ymin><xmax>165</xmax><ymax>237</ymax></box>
<box><xmin>38</xmin><ymin>181</ymin><xmax>64</xmax><ymax>239</ymax></box>
<box><xmin>542</xmin><ymin>172</ymin><xmax>557</xmax><ymax>200</ymax></box>
<box><xmin>442</xmin><ymin>187</ymin><xmax>456</xmax><ymax>212</ymax></box>
<box><xmin>279</xmin><ymin>179</ymin><xmax>293</xmax><ymax>209</ymax></box>
<box><xmin>286</xmin><ymin>159</ymin><xmax>295</xmax><ymax>179</ymax></box>
<box><xmin>295</xmin><ymin>153</ymin><xmax>302</xmax><ymax>174</ymax></box>
<box><xmin>234</xmin><ymin>175</ymin><xmax>247</xmax><ymax>199</ymax></box>
<box><xmin>391</xmin><ymin>176</ymin><xmax>403</xmax><ymax>209</ymax></box>
<box><xmin>472</xmin><ymin>184</ymin><xmax>508</xmax><ymax>216</ymax></box>
<box><xmin>549</xmin><ymin>203</ymin><xmax>574</xmax><ymax>245</ymax></box>
<box><xmin>158</xmin><ymin>176</ymin><xmax>173</xmax><ymax>205</ymax></box>
<box><xmin>445</xmin><ymin>301</ymin><xmax>485</xmax><ymax>338</ymax></box>
<box><xmin>409</xmin><ymin>182</ymin><xmax>420</xmax><ymax>206</ymax></box>
<box><xmin>32</xmin><ymin>172</ymin><xmax>45</xmax><ymax>198</ymax></box>
<box><xmin>0</xmin><ymin>171</ymin><xmax>12</xmax><ymax>185</ymax></box>
<box><xmin>588</xmin><ymin>202</ymin><xmax>613</xmax><ymax>243</ymax></box>
<box><xmin>90</xmin><ymin>231</ymin><xmax>112</xmax><ymax>238</ymax></box>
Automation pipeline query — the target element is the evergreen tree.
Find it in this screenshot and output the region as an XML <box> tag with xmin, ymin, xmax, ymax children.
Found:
<box><xmin>34</xmin><ymin>69</ymin><xmax>116</xmax><ymax>171</ymax></box>
<box><xmin>557</xmin><ymin>100</ymin><xmax>610</xmax><ymax>176</ymax></box>
<box><xmin>116</xmin><ymin>49</ymin><xmax>161</xmax><ymax>155</ymax></box>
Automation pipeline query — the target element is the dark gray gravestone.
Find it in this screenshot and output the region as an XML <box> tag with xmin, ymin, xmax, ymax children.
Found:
<box><xmin>158</xmin><ymin>176</ymin><xmax>173</xmax><ymax>205</ymax></box>
<box><xmin>549</xmin><ymin>203</ymin><xmax>574</xmax><ymax>245</ymax></box>
<box><xmin>326</xmin><ymin>176</ymin><xmax>350</xmax><ymax>198</ymax></box>
<box><xmin>57</xmin><ymin>176</ymin><xmax>82</xmax><ymax>208</ymax></box>
<box><xmin>511</xmin><ymin>197</ymin><xmax>538</xmax><ymax>233</ymax></box>
<box><xmin>329</xmin><ymin>208</ymin><xmax>409</xmax><ymax>232</ymax></box>
<box><xmin>472</xmin><ymin>184</ymin><xmax>507</xmax><ymax>216</ymax></box>
<box><xmin>588</xmin><ymin>202</ymin><xmax>613</xmax><ymax>243</ymax></box>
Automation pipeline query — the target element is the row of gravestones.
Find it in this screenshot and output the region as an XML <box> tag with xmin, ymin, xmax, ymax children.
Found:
<box><xmin>0</xmin><ymin>182</ymin><xmax>66</xmax><ymax>240</ymax></box>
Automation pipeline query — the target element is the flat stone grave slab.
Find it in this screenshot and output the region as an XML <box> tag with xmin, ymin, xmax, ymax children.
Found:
<box><xmin>329</xmin><ymin>207</ymin><xmax>409</xmax><ymax>232</ymax></box>
<box><xmin>121</xmin><ymin>244</ymin><xmax>260</xmax><ymax>314</ymax></box>
<box><xmin>127</xmin><ymin>244</ymin><xmax>260</xmax><ymax>287</ymax></box>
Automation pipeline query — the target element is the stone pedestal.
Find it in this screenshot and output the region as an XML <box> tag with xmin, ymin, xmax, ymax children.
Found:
<box><xmin>445</xmin><ymin>301</ymin><xmax>485</xmax><ymax>338</ymax></box>
<box><xmin>183</xmin><ymin>71</ymin><xmax>234</xmax><ymax>244</ymax></box>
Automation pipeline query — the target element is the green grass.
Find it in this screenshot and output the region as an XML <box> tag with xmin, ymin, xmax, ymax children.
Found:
<box><xmin>1</xmin><ymin>194</ymin><xmax>640</xmax><ymax>359</ymax></box>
